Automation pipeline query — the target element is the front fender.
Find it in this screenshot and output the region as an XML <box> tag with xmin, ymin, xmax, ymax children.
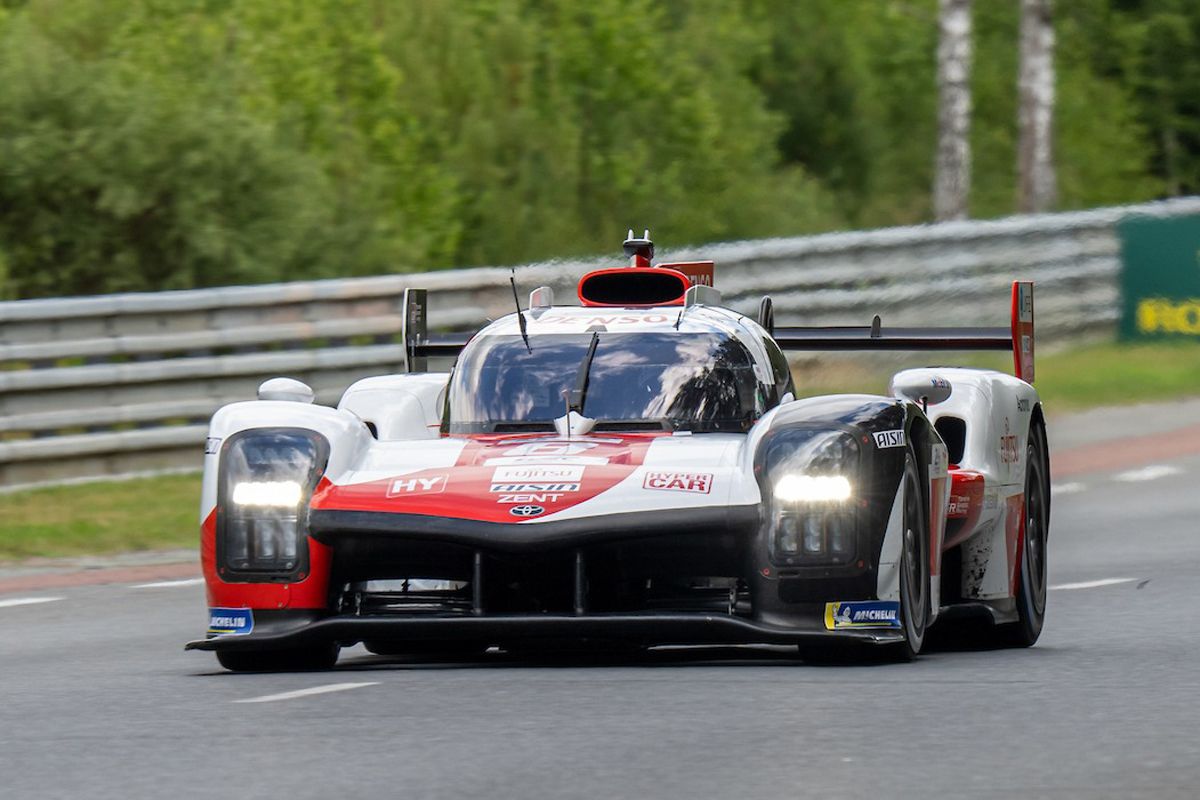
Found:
<box><xmin>201</xmin><ymin>401</ymin><xmax>373</xmax><ymax>520</ymax></box>
<box><xmin>748</xmin><ymin>394</ymin><xmax>934</xmax><ymax>627</ymax></box>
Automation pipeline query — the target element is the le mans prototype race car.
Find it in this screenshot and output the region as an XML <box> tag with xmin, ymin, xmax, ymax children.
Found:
<box><xmin>187</xmin><ymin>232</ymin><xmax>1050</xmax><ymax>671</ymax></box>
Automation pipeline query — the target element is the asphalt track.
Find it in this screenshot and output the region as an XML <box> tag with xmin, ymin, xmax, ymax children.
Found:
<box><xmin>3</xmin><ymin>402</ymin><xmax>1200</xmax><ymax>799</ymax></box>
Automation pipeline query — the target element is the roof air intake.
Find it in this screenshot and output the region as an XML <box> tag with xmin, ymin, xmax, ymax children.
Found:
<box><xmin>577</xmin><ymin>268</ymin><xmax>690</xmax><ymax>307</ymax></box>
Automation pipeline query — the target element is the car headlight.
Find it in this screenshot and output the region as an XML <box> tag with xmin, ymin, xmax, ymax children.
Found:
<box><xmin>761</xmin><ymin>430</ymin><xmax>860</xmax><ymax>565</ymax></box>
<box><xmin>217</xmin><ymin>429</ymin><xmax>329</xmax><ymax>579</ymax></box>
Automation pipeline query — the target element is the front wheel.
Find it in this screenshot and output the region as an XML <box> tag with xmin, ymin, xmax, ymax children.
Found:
<box><xmin>216</xmin><ymin>643</ymin><xmax>340</xmax><ymax>673</ymax></box>
<box><xmin>806</xmin><ymin>454</ymin><xmax>928</xmax><ymax>667</ymax></box>
<box><xmin>890</xmin><ymin>450</ymin><xmax>930</xmax><ymax>661</ymax></box>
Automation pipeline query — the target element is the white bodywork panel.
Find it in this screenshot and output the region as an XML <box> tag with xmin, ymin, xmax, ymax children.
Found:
<box><xmin>537</xmin><ymin>434</ymin><xmax>758</xmax><ymax>521</ymax></box>
<box><xmin>892</xmin><ymin>367</ymin><xmax>1040</xmax><ymax>603</ymax></box>
<box><xmin>201</xmin><ymin>401</ymin><xmax>375</xmax><ymax>519</ymax></box>
<box><xmin>875</xmin><ymin>481</ymin><xmax>905</xmax><ymax>602</ymax></box>
<box><xmin>338</xmin><ymin>374</ymin><xmax>448</xmax><ymax>441</ymax></box>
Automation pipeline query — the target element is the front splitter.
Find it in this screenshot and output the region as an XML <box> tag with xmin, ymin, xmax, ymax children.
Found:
<box><xmin>186</xmin><ymin>612</ymin><xmax>905</xmax><ymax>651</ymax></box>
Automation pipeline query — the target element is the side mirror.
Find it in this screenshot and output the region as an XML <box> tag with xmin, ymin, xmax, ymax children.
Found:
<box><xmin>758</xmin><ymin>296</ymin><xmax>774</xmax><ymax>336</ymax></box>
<box><xmin>529</xmin><ymin>286</ymin><xmax>555</xmax><ymax>310</ymax></box>
<box><xmin>258</xmin><ymin>377</ymin><xmax>315</xmax><ymax>404</ymax></box>
<box><xmin>890</xmin><ymin>372</ymin><xmax>952</xmax><ymax>407</ymax></box>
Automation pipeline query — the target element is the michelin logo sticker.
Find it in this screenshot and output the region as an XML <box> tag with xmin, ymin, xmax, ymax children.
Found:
<box><xmin>208</xmin><ymin>607</ymin><xmax>254</xmax><ymax>636</ymax></box>
<box><xmin>824</xmin><ymin>601</ymin><xmax>902</xmax><ymax>630</ymax></box>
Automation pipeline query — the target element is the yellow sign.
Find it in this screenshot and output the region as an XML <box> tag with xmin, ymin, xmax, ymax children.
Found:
<box><xmin>1136</xmin><ymin>298</ymin><xmax>1200</xmax><ymax>336</ymax></box>
<box><xmin>1119</xmin><ymin>215</ymin><xmax>1200</xmax><ymax>340</ymax></box>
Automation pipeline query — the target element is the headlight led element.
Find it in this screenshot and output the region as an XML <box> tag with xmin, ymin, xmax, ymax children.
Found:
<box><xmin>231</xmin><ymin>480</ymin><xmax>303</xmax><ymax>508</ymax></box>
<box><xmin>773</xmin><ymin>474</ymin><xmax>852</xmax><ymax>503</ymax></box>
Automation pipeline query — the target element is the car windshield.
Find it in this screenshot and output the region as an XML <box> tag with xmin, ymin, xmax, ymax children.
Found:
<box><xmin>446</xmin><ymin>332</ymin><xmax>763</xmax><ymax>433</ymax></box>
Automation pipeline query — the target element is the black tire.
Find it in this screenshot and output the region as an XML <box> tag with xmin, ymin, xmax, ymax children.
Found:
<box><xmin>889</xmin><ymin>450</ymin><xmax>929</xmax><ymax>661</ymax></box>
<box><xmin>216</xmin><ymin>643</ymin><xmax>340</xmax><ymax>673</ymax></box>
<box><xmin>995</xmin><ymin>419</ymin><xmax>1050</xmax><ymax>647</ymax></box>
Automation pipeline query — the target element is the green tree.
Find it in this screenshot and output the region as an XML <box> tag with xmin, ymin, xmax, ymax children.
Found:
<box><xmin>1118</xmin><ymin>0</ymin><xmax>1200</xmax><ymax>196</ymax></box>
<box><xmin>971</xmin><ymin>0</ymin><xmax>1158</xmax><ymax>216</ymax></box>
<box><xmin>0</xmin><ymin>0</ymin><xmax>1193</xmax><ymax>300</ymax></box>
<box><xmin>0</xmin><ymin>13</ymin><xmax>335</xmax><ymax>297</ymax></box>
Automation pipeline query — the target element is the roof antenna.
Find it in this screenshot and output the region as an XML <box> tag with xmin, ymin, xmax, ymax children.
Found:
<box><xmin>510</xmin><ymin>269</ymin><xmax>532</xmax><ymax>353</ymax></box>
<box><xmin>623</xmin><ymin>228</ymin><xmax>654</xmax><ymax>268</ymax></box>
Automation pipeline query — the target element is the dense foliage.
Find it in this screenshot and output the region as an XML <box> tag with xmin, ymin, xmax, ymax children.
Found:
<box><xmin>0</xmin><ymin>0</ymin><xmax>1195</xmax><ymax>298</ymax></box>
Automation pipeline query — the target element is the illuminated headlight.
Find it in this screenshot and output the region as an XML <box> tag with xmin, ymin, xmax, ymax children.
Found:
<box><xmin>232</xmin><ymin>480</ymin><xmax>303</xmax><ymax>508</ymax></box>
<box><xmin>760</xmin><ymin>429</ymin><xmax>861</xmax><ymax>566</ymax></box>
<box><xmin>774</xmin><ymin>474</ymin><xmax>852</xmax><ymax>503</ymax></box>
<box><xmin>218</xmin><ymin>429</ymin><xmax>329</xmax><ymax>577</ymax></box>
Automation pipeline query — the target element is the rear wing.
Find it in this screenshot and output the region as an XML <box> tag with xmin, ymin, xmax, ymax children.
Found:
<box><xmin>402</xmin><ymin>281</ymin><xmax>1036</xmax><ymax>384</ymax></box>
<box><xmin>768</xmin><ymin>281</ymin><xmax>1035</xmax><ymax>383</ymax></box>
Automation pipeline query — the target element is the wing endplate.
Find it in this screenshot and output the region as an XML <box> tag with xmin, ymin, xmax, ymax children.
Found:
<box><xmin>401</xmin><ymin>288</ymin><xmax>472</xmax><ymax>371</ymax></box>
<box><xmin>1011</xmin><ymin>280</ymin><xmax>1035</xmax><ymax>383</ymax></box>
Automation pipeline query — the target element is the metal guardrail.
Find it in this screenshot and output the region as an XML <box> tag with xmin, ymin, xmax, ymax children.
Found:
<box><xmin>4</xmin><ymin>197</ymin><xmax>1200</xmax><ymax>488</ymax></box>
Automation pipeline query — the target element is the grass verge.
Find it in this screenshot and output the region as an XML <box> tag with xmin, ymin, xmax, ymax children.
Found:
<box><xmin>1023</xmin><ymin>340</ymin><xmax>1200</xmax><ymax>410</ymax></box>
<box><xmin>0</xmin><ymin>473</ymin><xmax>200</xmax><ymax>561</ymax></box>
<box><xmin>2</xmin><ymin>341</ymin><xmax>1198</xmax><ymax>562</ymax></box>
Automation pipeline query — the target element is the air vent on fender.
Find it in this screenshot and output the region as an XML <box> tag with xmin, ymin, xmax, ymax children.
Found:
<box><xmin>577</xmin><ymin>267</ymin><xmax>691</xmax><ymax>307</ymax></box>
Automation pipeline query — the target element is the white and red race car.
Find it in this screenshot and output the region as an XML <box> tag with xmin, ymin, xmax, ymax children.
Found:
<box><xmin>187</xmin><ymin>233</ymin><xmax>1049</xmax><ymax>670</ymax></box>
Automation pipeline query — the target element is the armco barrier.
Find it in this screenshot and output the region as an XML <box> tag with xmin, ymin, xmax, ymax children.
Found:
<box><xmin>3</xmin><ymin>197</ymin><xmax>1200</xmax><ymax>488</ymax></box>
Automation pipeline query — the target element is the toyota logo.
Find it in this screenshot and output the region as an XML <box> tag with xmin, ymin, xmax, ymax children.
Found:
<box><xmin>509</xmin><ymin>505</ymin><xmax>545</xmax><ymax>517</ymax></box>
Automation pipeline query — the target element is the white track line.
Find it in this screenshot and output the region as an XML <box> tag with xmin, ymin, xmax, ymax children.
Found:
<box><xmin>130</xmin><ymin>578</ymin><xmax>204</xmax><ymax>589</ymax></box>
<box><xmin>0</xmin><ymin>596</ymin><xmax>64</xmax><ymax>609</ymax></box>
<box><xmin>1114</xmin><ymin>464</ymin><xmax>1182</xmax><ymax>483</ymax></box>
<box><xmin>1051</xmin><ymin>482</ymin><xmax>1086</xmax><ymax>497</ymax></box>
<box><xmin>1049</xmin><ymin>577</ymin><xmax>1137</xmax><ymax>591</ymax></box>
<box><xmin>233</xmin><ymin>682</ymin><xmax>379</xmax><ymax>704</ymax></box>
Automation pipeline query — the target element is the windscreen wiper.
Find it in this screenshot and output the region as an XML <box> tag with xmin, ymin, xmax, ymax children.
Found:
<box><xmin>566</xmin><ymin>331</ymin><xmax>600</xmax><ymax>415</ymax></box>
<box><xmin>509</xmin><ymin>271</ymin><xmax>532</xmax><ymax>354</ymax></box>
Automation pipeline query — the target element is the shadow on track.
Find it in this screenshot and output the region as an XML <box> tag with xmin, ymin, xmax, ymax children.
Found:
<box><xmin>189</xmin><ymin>625</ymin><xmax>1065</xmax><ymax>676</ymax></box>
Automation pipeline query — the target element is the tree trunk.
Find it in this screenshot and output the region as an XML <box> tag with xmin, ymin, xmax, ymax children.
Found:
<box><xmin>1017</xmin><ymin>0</ymin><xmax>1057</xmax><ymax>213</ymax></box>
<box><xmin>934</xmin><ymin>0</ymin><xmax>973</xmax><ymax>222</ymax></box>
